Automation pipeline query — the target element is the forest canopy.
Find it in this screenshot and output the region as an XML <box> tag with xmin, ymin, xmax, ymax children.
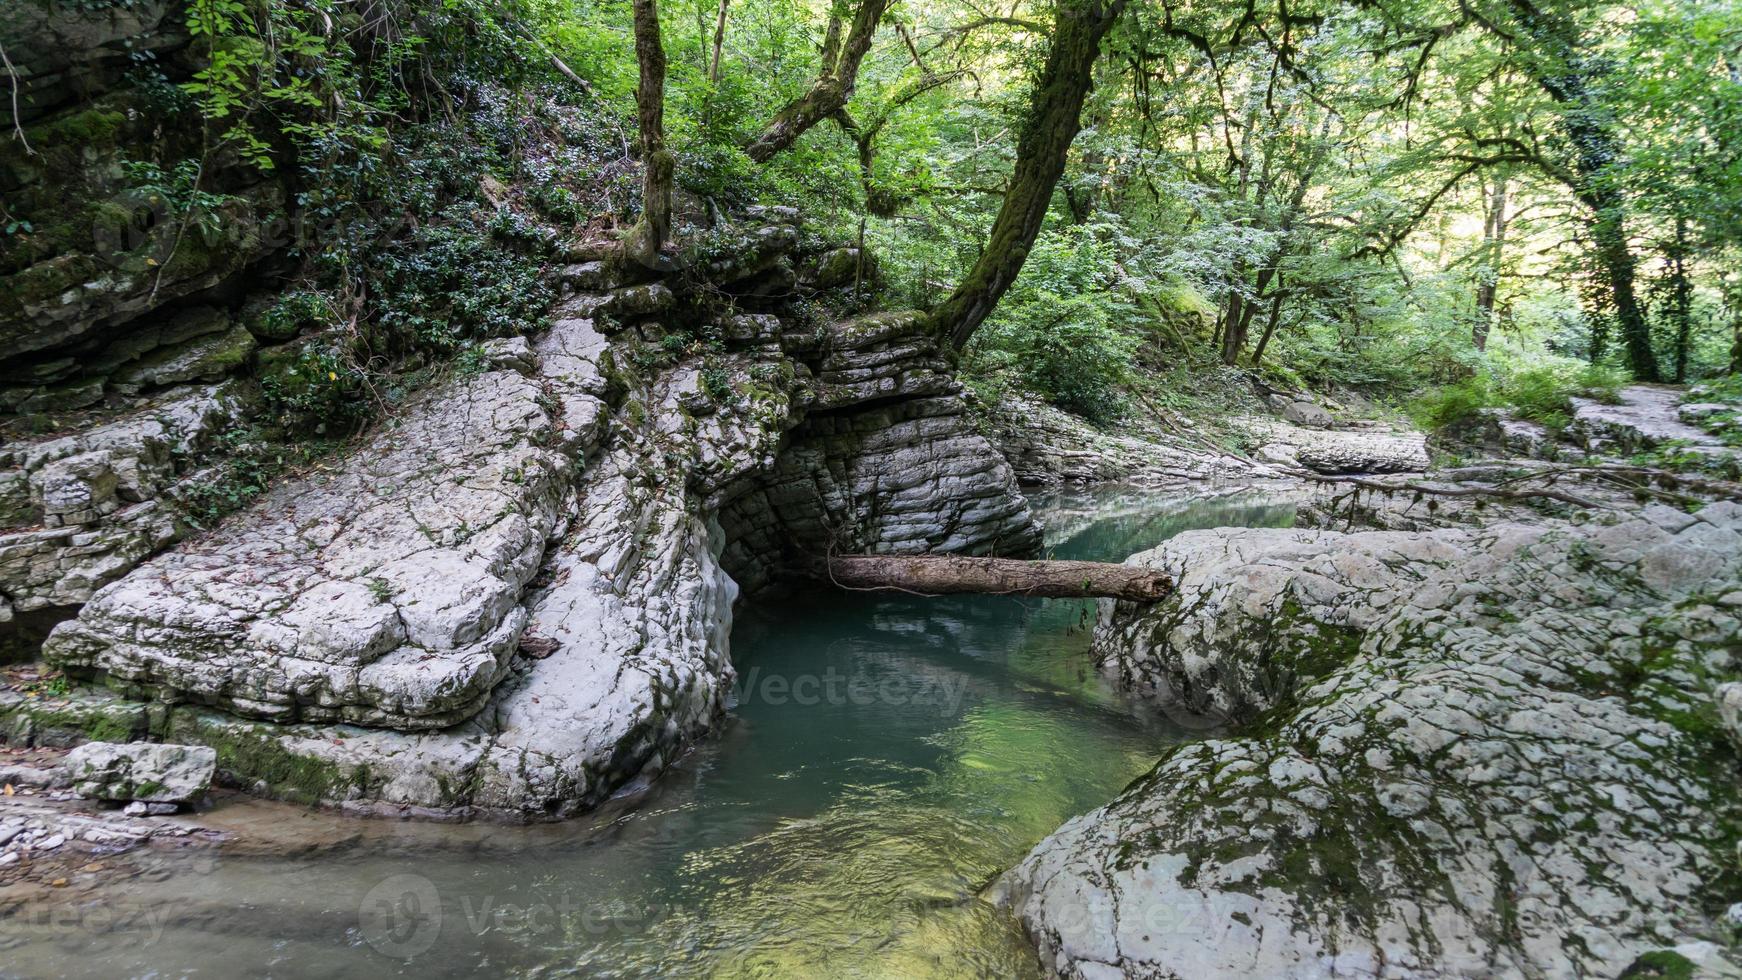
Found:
<box><xmin>561</xmin><ymin>0</ymin><xmax>1742</xmax><ymax>409</ymax></box>
<box><xmin>16</xmin><ymin>0</ymin><xmax>1740</xmax><ymax>426</ymax></box>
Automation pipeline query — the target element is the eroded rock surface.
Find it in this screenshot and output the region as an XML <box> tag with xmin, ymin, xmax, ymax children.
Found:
<box><xmin>21</xmin><ymin>218</ymin><xmax>1039</xmax><ymax>817</ymax></box>
<box><xmin>1252</xmin><ymin>419</ymin><xmax>1430</xmax><ymax>475</ymax></box>
<box><xmin>63</xmin><ymin>741</ymin><xmax>216</xmax><ymax>804</ymax></box>
<box><xmin>1</xmin><ymin>384</ymin><xmax>251</xmax><ymax>648</ymax></box>
<box><xmin>985</xmin><ymin>396</ymin><xmax>1272</xmax><ymax>490</ymax></box>
<box><xmin>1570</xmin><ymin>385</ymin><xmax>1729</xmax><ymax>455</ymax></box>
<box><xmin>1000</xmin><ymin>502</ymin><xmax>1742</xmax><ymax>978</ymax></box>
<box><xmin>42</xmin><ymin>347</ymin><xmax>594</xmax><ymax>729</ymax></box>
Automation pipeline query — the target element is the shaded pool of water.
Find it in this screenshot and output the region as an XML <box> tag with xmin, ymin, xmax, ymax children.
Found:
<box><xmin>4</xmin><ymin>490</ymin><xmax>1294</xmax><ymax>978</ymax></box>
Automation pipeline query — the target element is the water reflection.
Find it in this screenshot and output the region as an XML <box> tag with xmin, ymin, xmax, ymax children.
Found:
<box><xmin>3</xmin><ymin>487</ymin><xmax>1294</xmax><ymax>978</ymax></box>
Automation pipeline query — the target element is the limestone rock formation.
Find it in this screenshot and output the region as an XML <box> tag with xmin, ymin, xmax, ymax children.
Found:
<box><xmin>43</xmin><ymin>343</ymin><xmax>595</xmax><ymax>729</ymax></box>
<box><xmin>1252</xmin><ymin>419</ymin><xmax>1430</xmax><ymax>474</ymax></box>
<box><xmin>63</xmin><ymin>741</ymin><xmax>216</xmax><ymax>805</ymax></box>
<box><xmin>17</xmin><ymin>214</ymin><xmax>1040</xmax><ymax>818</ymax></box>
<box><xmin>999</xmin><ymin>502</ymin><xmax>1742</xmax><ymax>977</ymax></box>
<box><xmin>1</xmin><ymin>383</ymin><xmax>251</xmax><ymax>655</ymax></box>
<box><xmin>983</xmin><ymin>396</ymin><xmax>1269</xmax><ymax>489</ymax></box>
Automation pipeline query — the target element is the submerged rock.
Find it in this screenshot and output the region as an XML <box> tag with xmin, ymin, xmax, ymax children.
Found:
<box><xmin>64</xmin><ymin>741</ymin><xmax>216</xmax><ymax>804</ymax></box>
<box><xmin>1000</xmin><ymin>502</ymin><xmax>1742</xmax><ymax>977</ymax></box>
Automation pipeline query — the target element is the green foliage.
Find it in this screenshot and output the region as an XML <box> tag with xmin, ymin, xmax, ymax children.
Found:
<box><xmin>970</xmin><ymin>292</ymin><xmax>1138</xmax><ymax>421</ymax></box>
<box><xmin>251</xmin><ymin>290</ymin><xmax>335</xmax><ymax>341</ymax></box>
<box><xmin>258</xmin><ymin>340</ymin><xmax>372</xmax><ymax>436</ymax></box>
<box><xmin>176</xmin><ymin>427</ymin><xmax>341</xmax><ymax>526</ymax></box>
<box><xmin>1407</xmin><ymin>358</ymin><xmax>1630</xmax><ymax>432</ymax></box>
<box><xmin>1406</xmin><ymin>376</ymin><xmax>1495</xmax><ymax>432</ymax></box>
<box><xmin>121</xmin><ymin>159</ymin><xmax>237</xmax><ymax>247</ymax></box>
<box><xmin>965</xmin><ymin>226</ymin><xmax>1139</xmax><ymax>421</ymax></box>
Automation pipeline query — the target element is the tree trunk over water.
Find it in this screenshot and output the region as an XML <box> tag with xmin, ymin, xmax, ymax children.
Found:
<box><xmin>821</xmin><ymin>555</ymin><xmax>1172</xmax><ymax>601</ymax></box>
<box><xmin>929</xmin><ymin>0</ymin><xmax>1128</xmax><ymax>350</ymax></box>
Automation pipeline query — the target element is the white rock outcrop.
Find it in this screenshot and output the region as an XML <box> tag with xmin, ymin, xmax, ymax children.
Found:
<box><xmin>1000</xmin><ymin>502</ymin><xmax>1742</xmax><ymax>978</ymax></box>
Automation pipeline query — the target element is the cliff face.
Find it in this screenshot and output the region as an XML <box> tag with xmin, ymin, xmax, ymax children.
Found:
<box><xmin>0</xmin><ymin>6</ymin><xmax>1039</xmax><ymax>816</ymax></box>
<box><xmin>2</xmin><ymin>1</ymin><xmax>284</xmax><ymax>372</ymax></box>
<box><xmin>3</xmin><ymin>150</ymin><xmax>1037</xmax><ymax>817</ymax></box>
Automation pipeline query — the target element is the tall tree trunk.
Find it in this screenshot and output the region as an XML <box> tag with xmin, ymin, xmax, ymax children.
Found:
<box><xmin>1250</xmin><ymin>277</ymin><xmax>1286</xmax><ymax>368</ymax></box>
<box><xmin>625</xmin><ymin>0</ymin><xmax>674</xmax><ymax>269</ymax></box>
<box><xmin>1587</xmin><ymin>201</ymin><xmax>1658</xmax><ymax>379</ymax></box>
<box><xmin>930</xmin><ymin>0</ymin><xmax>1128</xmax><ymax>350</ymax></box>
<box><xmin>1507</xmin><ymin>0</ymin><xmax>1659</xmax><ymax>380</ymax></box>
<box><xmin>1219</xmin><ymin>292</ymin><xmax>1246</xmax><ymax>364</ymax></box>
<box><xmin>745</xmin><ymin>0</ymin><xmax>891</xmax><ymax>163</ymax></box>
<box><xmin>708</xmin><ymin>0</ymin><xmax>729</xmax><ymax>83</ymax></box>
<box><xmin>1473</xmin><ymin>177</ymin><xmax>1509</xmax><ymax>351</ymax></box>
<box><xmin>1670</xmin><ymin>214</ymin><xmax>1692</xmax><ymax>383</ymax></box>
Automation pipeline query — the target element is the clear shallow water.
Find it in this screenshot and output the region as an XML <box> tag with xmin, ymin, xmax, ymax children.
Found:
<box><xmin>5</xmin><ymin>490</ymin><xmax>1294</xmax><ymax>979</ymax></box>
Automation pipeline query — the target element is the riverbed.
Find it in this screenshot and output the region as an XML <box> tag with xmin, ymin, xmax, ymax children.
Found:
<box><xmin>3</xmin><ymin>490</ymin><xmax>1295</xmax><ymax>978</ymax></box>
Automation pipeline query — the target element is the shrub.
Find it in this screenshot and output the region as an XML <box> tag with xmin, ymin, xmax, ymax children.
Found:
<box><xmin>1406</xmin><ymin>375</ymin><xmax>1493</xmax><ymax>431</ymax></box>
<box><xmin>969</xmin><ymin>291</ymin><xmax>1138</xmax><ymax>422</ymax></box>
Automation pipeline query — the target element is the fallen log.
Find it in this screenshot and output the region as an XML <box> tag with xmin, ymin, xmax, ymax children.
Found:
<box><xmin>819</xmin><ymin>555</ymin><xmax>1173</xmax><ymax>602</ymax></box>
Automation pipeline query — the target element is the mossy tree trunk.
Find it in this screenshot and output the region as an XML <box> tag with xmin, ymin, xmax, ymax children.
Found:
<box><xmin>929</xmin><ymin>0</ymin><xmax>1128</xmax><ymax>350</ymax></box>
<box><xmin>745</xmin><ymin>0</ymin><xmax>891</xmax><ymax>163</ymax></box>
<box><xmin>626</xmin><ymin>0</ymin><xmax>674</xmax><ymax>269</ymax></box>
<box><xmin>1473</xmin><ymin>177</ymin><xmax>1509</xmax><ymax>351</ymax></box>
<box><xmin>1507</xmin><ymin>0</ymin><xmax>1660</xmax><ymax>380</ymax></box>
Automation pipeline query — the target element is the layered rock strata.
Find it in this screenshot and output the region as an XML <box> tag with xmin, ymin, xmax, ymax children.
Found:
<box><xmin>1</xmin><ymin>383</ymin><xmax>250</xmax><ymax>654</ymax></box>
<box><xmin>20</xmin><ymin>220</ymin><xmax>1039</xmax><ymax>817</ymax></box>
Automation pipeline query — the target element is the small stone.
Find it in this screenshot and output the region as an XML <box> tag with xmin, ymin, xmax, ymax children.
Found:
<box><xmin>35</xmin><ymin>834</ymin><xmax>64</xmax><ymax>850</ymax></box>
<box><xmin>62</xmin><ymin>742</ymin><xmax>216</xmax><ymax>804</ymax></box>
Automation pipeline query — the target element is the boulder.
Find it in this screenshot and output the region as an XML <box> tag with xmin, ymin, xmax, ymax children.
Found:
<box><xmin>63</xmin><ymin>741</ymin><xmax>216</xmax><ymax>804</ymax></box>
<box><xmin>42</xmin><ymin>327</ymin><xmax>607</xmax><ymax>730</ymax></box>
<box><xmin>1254</xmin><ymin>422</ymin><xmax>1430</xmax><ymax>474</ymax></box>
<box><xmin>1267</xmin><ymin>393</ymin><xmax>1334</xmax><ymax>428</ymax></box>
<box><xmin>1000</xmin><ymin>502</ymin><xmax>1742</xmax><ymax>977</ymax></box>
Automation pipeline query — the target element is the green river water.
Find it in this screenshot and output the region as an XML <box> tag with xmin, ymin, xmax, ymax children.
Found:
<box><xmin>6</xmin><ymin>489</ymin><xmax>1294</xmax><ymax>979</ymax></box>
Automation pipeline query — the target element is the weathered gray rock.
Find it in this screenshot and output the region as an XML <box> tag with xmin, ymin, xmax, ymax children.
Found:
<box><xmin>1440</xmin><ymin>407</ymin><xmax>1560</xmax><ymax>460</ymax></box>
<box><xmin>1253</xmin><ymin>419</ymin><xmax>1430</xmax><ymax>474</ymax></box>
<box><xmin>1000</xmin><ymin>502</ymin><xmax>1742</xmax><ymax>978</ymax></box>
<box><xmin>21</xmin><ymin>219</ymin><xmax>1043</xmax><ymax>818</ymax></box>
<box><xmin>1570</xmin><ymin>385</ymin><xmax>1729</xmax><ymax>455</ymax></box>
<box><xmin>1268</xmin><ymin>393</ymin><xmax>1334</xmax><ymax>428</ymax></box>
<box><xmin>146</xmin><ymin>345</ymin><xmax>794</xmax><ymax>817</ymax></box>
<box><xmin>1</xmin><ymin>383</ymin><xmax>249</xmax><ymax>625</ymax></box>
<box><xmin>985</xmin><ymin>395</ymin><xmax>1272</xmax><ymax>489</ymax></box>
<box><xmin>63</xmin><ymin>741</ymin><xmax>216</xmax><ymax>804</ymax></box>
<box><xmin>43</xmin><ymin>334</ymin><xmax>603</xmax><ymax>729</ymax></box>
<box><xmin>110</xmin><ymin>324</ymin><xmax>256</xmax><ymax>393</ymax></box>
<box><xmin>719</xmin><ymin>312</ymin><xmax>1040</xmax><ymax>594</ymax></box>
